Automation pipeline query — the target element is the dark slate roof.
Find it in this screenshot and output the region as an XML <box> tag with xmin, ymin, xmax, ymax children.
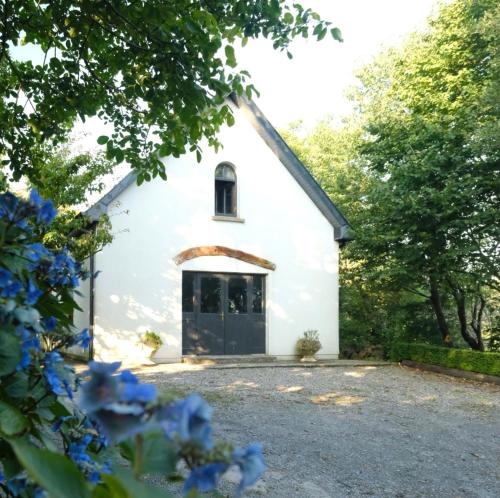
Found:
<box><xmin>230</xmin><ymin>94</ymin><xmax>352</xmax><ymax>241</ymax></box>
<box><xmin>86</xmin><ymin>95</ymin><xmax>352</xmax><ymax>241</ymax></box>
<box><xmin>85</xmin><ymin>170</ymin><xmax>137</xmax><ymax>221</ymax></box>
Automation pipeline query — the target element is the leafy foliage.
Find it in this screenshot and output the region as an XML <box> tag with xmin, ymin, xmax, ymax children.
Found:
<box><xmin>22</xmin><ymin>141</ymin><xmax>116</xmax><ymax>262</ymax></box>
<box><xmin>295</xmin><ymin>330</ymin><xmax>322</xmax><ymax>358</ymax></box>
<box><xmin>390</xmin><ymin>342</ymin><xmax>500</xmax><ymax>376</ymax></box>
<box><xmin>285</xmin><ymin>0</ymin><xmax>500</xmax><ymax>355</ymax></box>
<box><xmin>0</xmin><ymin>0</ymin><xmax>342</xmax><ymax>184</ymax></box>
<box><xmin>141</xmin><ymin>331</ymin><xmax>162</xmax><ymax>355</ymax></box>
<box><xmin>0</xmin><ymin>190</ymin><xmax>265</xmax><ymax>497</ymax></box>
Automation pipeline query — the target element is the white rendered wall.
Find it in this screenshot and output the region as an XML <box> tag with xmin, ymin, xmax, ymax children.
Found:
<box><xmin>68</xmin><ymin>261</ymin><xmax>90</xmax><ymax>359</ymax></box>
<box><xmin>91</xmin><ymin>104</ymin><xmax>340</xmax><ymax>364</ymax></box>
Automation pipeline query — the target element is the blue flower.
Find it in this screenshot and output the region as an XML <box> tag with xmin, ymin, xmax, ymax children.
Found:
<box><xmin>80</xmin><ymin>361</ymin><xmax>121</xmax><ymax>413</ymax></box>
<box><xmin>77</xmin><ymin>328</ymin><xmax>91</xmax><ymax>349</ymax></box>
<box><xmin>86</xmin><ymin>406</ymin><xmax>147</xmax><ymax>444</ymax></box>
<box><xmin>0</xmin><ymin>268</ymin><xmax>22</xmax><ymax>298</ymax></box>
<box><xmin>0</xmin><ymin>192</ymin><xmax>19</xmax><ymax>221</ymax></box>
<box><xmin>34</xmin><ymin>488</ymin><xmax>47</xmax><ymax>498</ymax></box>
<box><xmin>88</xmin><ymin>471</ymin><xmax>101</xmax><ymax>484</ymax></box>
<box><xmin>38</xmin><ymin>199</ymin><xmax>58</xmax><ymax>225</ymax></box>
<box><xmin>29</xmin><ymin>189</ymin><xmax>43</xmax><ymax>207</ymax></box>
<box><xmin>25</xmin><ymin>243</ymin><xmax>52</xmax><ymax>270</ymax></box>
<box><xmin>47</xmin><ymin>250</ymin><xmax>80</xmax><ymax>288</ymax></box>
<box><xmin>159</xmin><ymin>394</ymin><xmax>213</xmax><ymax>450</ymax></box>
<box><xmin>68</xmin><ymin>439</ymin><xmax>93</xmax><ymax>465</ymax></box>
<box><xmin>43</xmin><ymin>352</ymin><xmax>72</xmax><ymax>396</ymax></box>
<box><xmin>25</xmin><ymin>278</ymin><xmax>42</xmax><ymax>305</ymax></box>
<box><xmin>6</xmin><ymin>477</ymin><xmax>27</xmax><ymax>495</ymax></box>
<box><xmin>120</xmin><ymin>382</ymin><xmax>157</xmax><ymax>404</ymax></box>
<box><xmin>51</xmin><ymin>415</ymin><xmax>72</xmax><ymax>432</ymax></box>
<box><xmin>184</xmin><ymin>463</ymin><xmax>228</xmax><ymax>494</ymax></box>
<box><xmin>16</xmin><ymin>326</ymin><xmax>41</xmax><ymax>370</ymax></box>
<box><xmin>120</xmin><ymin>369</ymin><xmax>138</xmax><ymax>384</ymax></box>
<box><xmin>80</xmin><ymin>361</ymin><xmax>157</xmax><ymax>443</ymax></box>
<box><xmin>232</xmin><ymin>443</ymin><xmax>266</xmax><ymax>492</ymax></box>
<box><xmin>42</xmin><ymin>316</ymin><xmax>57</xmax><ymax>331</ymax></box>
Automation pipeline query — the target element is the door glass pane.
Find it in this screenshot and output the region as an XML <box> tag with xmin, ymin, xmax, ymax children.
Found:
<box><xmin>200</xmin><ymin>276</ymin><xmax>221</xmax><ymax>313</ymax></box>
<box><xmin>182</xmin><ymin>273</ymin><xmax>194</xmax><ymax>312</ymax></box>
<box><xmin>252</xmin><ymin>275</ymin><xmax>264</xmax><ymax>314</ymax></box>
<box><xmin>228</xmin><ymin>277</ymin><xmax>247</xmax><ymax>314</ymax></box>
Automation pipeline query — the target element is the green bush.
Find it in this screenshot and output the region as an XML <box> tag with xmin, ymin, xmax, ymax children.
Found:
<box><xmin>296</xmin><ymin>330</ymin><xmax>322</xmax><ymax>358</ymax></box>
<box><xmin>390</xmin><ymin>342</ymin><xmax>500</xmax><ymax>376</ymax></box>
<box><xmin>141</xmin><ymin>331</ymin><xmax>163</xmax><ymax>354</ymax></box>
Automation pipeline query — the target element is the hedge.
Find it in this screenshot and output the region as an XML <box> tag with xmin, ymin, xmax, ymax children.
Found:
<box><xmin>390</xmin><ymin>342</ymin><xmax>500</xmax><ymax>377</ymax></box>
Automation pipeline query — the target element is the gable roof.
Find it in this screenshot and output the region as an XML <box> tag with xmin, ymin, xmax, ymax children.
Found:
<box><xmin>230</xmin><ymin>94</ymin><xmax>351</xmax><ymax>242</ymax></box>
<box><xmin>86</xmin><ymin>95</ymin><xmax>352</xmax><ymax>242</ymax></box>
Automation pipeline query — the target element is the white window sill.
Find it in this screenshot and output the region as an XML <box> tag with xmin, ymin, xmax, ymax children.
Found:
<box><xmin>212</xmin><ymin>215</ymin><xmax>245</xmax><ymax>223</ymax></box>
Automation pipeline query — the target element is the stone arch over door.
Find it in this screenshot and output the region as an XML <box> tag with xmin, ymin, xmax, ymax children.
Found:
<box><xmin>173</xmin><ymin>246</ymin><xmax>276</xmax><ymax>271</ymax></box>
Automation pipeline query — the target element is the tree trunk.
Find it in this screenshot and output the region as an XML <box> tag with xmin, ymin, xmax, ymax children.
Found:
<box><xmin>450</xmin><ymin>285</ymin><xmax>484</xmax><ymax>351</ymax></box>
<box><xmin>429</xmin><ymin>276</ymin><xmax>453</xmax><ymax>347</ymax></box>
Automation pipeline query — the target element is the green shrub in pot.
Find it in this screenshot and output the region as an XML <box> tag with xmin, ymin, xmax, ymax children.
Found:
<box><xmin>296</xmin><ymin>330</ymin><xmax>322</xmax><ymax>360</ymax></box>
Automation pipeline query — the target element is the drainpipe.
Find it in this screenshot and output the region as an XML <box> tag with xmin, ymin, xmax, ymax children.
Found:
<box><xmin>88</xmin><ymin>250</ymin><xmax>96</xmax><ymax>361</ymax></box>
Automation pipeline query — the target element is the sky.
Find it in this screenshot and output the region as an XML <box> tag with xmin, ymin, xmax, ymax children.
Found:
<box><xmin>239</xmin><ymin>0</ymin><xmax>440</xmax><ymax>129</ymax></box>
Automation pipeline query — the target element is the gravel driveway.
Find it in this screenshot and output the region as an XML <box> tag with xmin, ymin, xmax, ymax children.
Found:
<box><xmin>137</xmin><ymin>364</ymin><xmax>500</xmax><ymax>498</ymax></box>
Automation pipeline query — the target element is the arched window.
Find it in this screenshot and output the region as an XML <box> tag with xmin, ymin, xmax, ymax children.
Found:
<box><xmin>214</xmin><ymin>163</ymin><xmax>237</xmax><ymax>216</ymax></box>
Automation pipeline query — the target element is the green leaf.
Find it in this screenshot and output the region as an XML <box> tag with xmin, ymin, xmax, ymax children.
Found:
<box><xmin>3</xmin><ymin>372</ymin><xmax>29</xmax><ymax>398</ymax></box>
<box><xmin>158</xmin><ymin>143</ymin><xmax>169</xmax><ymax>157</ymax></box>
<box><xmin>114</xmin><ymin>149</ymin><xmax>125</xmax><ymax>163</ymax></box>
<box><xmin>0</xmin><ymin>401</ymin><xmax>28</xmax><ymax>436</ymax></box>
<box><xmin>103</xmin><ymin>468</ymin><xmax>175</xmax><ymax>498</ymax></box>
<box><xmin>330</xmin><ymin>27</ymin><xmax>343</xmax><ymax>42</ymax></box>
<box><xmin>0</xmin><ymin>329</ymin><xmax>22</xmax><ymax>376</ymax></box>
<box><xmin>97</xmin><ymin>135</ymin><xmax>109</xmax><ymax>145</ymax></box>
<box><xmin>9</xmin><ymin>438</ymin><xmax>91</xmax><ymax>498</ymax></box>
<box><xmin>317</xmin><ymin>26</ymin><xmax>327</xmax><ymax>41</ymax></box>
<box><xmin>120</xmin><ymin>431</ymin><xmax>177</xmax><ymax>477</ymax></box>
<box><xmin>226</xmin><ymin>112</ymin><xmax>235</xmax><ymax>127</ymax></box>
<box><xmin>224</xmin><ymin>45</ymin><xmax>237</xmax><ymax>68</ymax></box>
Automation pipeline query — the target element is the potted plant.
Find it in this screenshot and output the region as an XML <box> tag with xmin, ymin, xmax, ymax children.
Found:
<box><xmin>296</xmin><ymin>330</ymin><xmax>321</xmax><ymax>362</ymax></box>
<box><xmin>140</xmin><ymin>331</ymin><xmax>163</xmax><ymax>359</ymax></box>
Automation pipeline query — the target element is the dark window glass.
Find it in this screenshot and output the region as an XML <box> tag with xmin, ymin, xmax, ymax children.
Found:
<box><xmin>200</xmin><ymin>276</ymin><xmax>221</xmax><ymax>313</ymax></box>
<box><xmin>228</xmin><ymin>277</ymin><xmax>247</xmax><ymax>314</ymax></box>
<box><xmin>182</xmin><ymin>273</ymin><xmax>194</xmax><ymax>312</ymax></box>
<box><xmin>215</xmin><ymin>163</ymin><xmax>236</xmax><ymax>181</ymax></box>
<box><xmin>252</xmin><ymin>276</ymin><xmax>264</xmax><ymax>314</ymax></box>
<box><xmin>214</xmin><ymin>163</ymin><xmax>236</xmax><ymax>216</ymax></box>
<box><xmin>215</xmin><ymin>180</ymin><xmax>235</xmax><ymax>215</ymax></box>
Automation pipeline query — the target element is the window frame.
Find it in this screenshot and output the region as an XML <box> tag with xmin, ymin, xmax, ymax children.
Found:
<box><xmin>214</xmin><ymin>162</ymin><xmax>237</xmax><ymax>217</ymax></box>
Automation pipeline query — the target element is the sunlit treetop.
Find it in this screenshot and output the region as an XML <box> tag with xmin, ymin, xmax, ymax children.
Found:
<box><xmin>0</xmin><ymin>0</ymin><xmax>342</xmax><ymax>184</ymax></box>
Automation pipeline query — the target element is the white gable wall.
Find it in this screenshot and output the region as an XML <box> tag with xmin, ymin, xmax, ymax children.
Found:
<box><xmin>83</xmin><ymin>104</ymin><xmax>339</xmax><ymax>363</ymax></box>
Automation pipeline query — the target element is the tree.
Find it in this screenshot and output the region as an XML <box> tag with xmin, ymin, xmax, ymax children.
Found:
<box><xmin>285</xmin><ymin>0</ymin><xmax>500</xmax><ymax>353</ymax></box>
<box><xmin>0</xmin><ymin>0</ymin><xmax>342</xmax><ymax>184</ymax></box>
<box><xmin>283</xmin><ymin>121</ymin><xmax>439</xmax><ymax>358</ymax></box>
<box><xmin>28</xmin><ymin>141</ymin><xmax>115</xmax><ymax>261</ymax></box>
<box><xmin>350</xmin><ymin>0</ymin><xmax>500</xmax><ymax>350</ymax></box>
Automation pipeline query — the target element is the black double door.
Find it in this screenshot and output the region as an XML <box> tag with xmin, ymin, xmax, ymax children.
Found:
<box><xmin>182</xmin><ymin>272</ymin><xmax>266</xmax><ymax>355</ymax></box>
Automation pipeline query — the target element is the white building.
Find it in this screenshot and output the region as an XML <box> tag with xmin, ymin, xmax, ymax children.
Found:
<box><xmin>75</xmin><ymin>95</ymin><xmax>351</xmax><ymax>364</ymax></box>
